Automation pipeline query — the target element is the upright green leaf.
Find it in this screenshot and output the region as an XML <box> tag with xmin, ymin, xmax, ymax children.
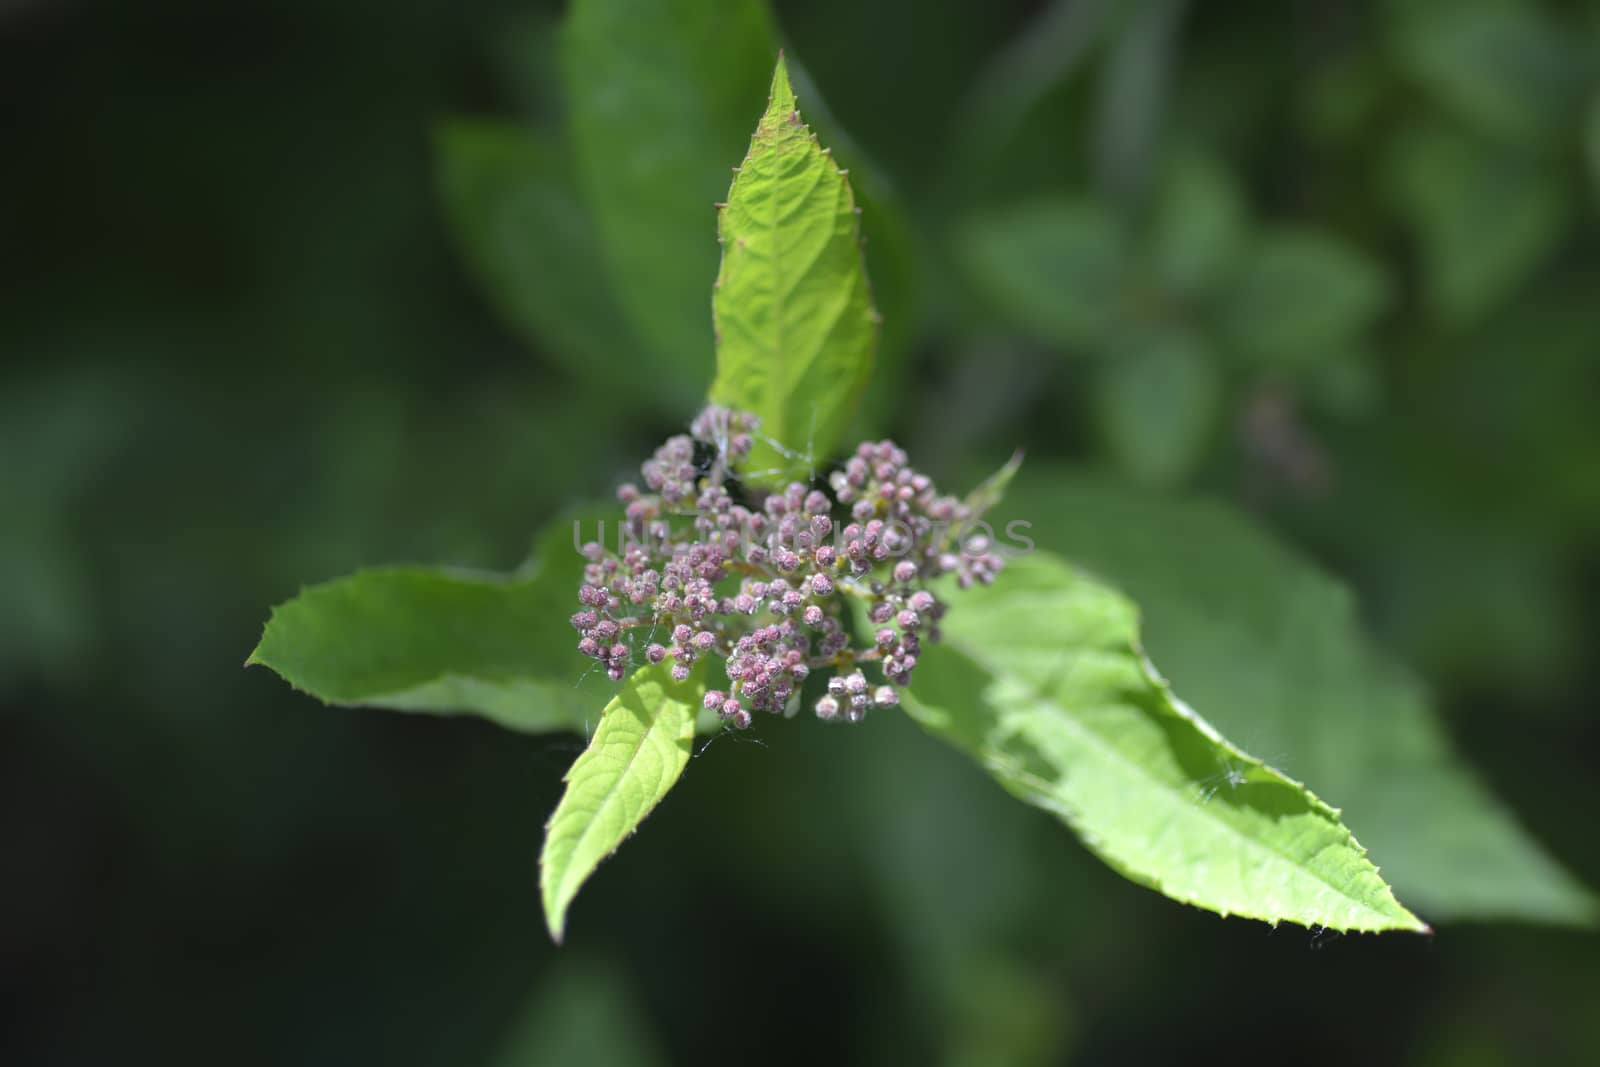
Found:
<box><xmin>1091</xmin><ymin>0</ymin><xmax>1187</xmax><ymax>209</ymax></box>
<box><xmin>710</xmin><ymin>56</ymin><xmax>879</xmax><ymax>483</ymax></box>
<box><xmin>782</xmin><ymin>54</ymin><xmax>923</xmax><ymax>372</ymax></box>
<box><xmin>562</xmin><ymin>0</ymin><xmax>776</xmax><ymax>385</ymax></box>
<box><xmin>1000</xmin><ymin>472</ymin><xmax>1599</xmax><ymax>925</ymax></box>
<box><xmin>248</xmin><ymin>512</ymin><xmax>610</xmax><ymax>734</ymax></box>
<box><xmin>904</xmin><ymin>551</ymin><xmax>1425</xmax><ymax>932</ymax></box>
<box><xmin>434</xmin><ymin>121</ymin><xmax>649</xmax><ymax>388</ymax></box>
<box><xmin>541</xmin><ymin>662</ymin><xmax>703</xmax><ymax>943</ymax></box>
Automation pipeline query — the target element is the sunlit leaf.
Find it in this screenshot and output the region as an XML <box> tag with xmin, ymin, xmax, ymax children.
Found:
<box><xmin>249</xmin><ymin>512</ymin><xmax>610</xmax><ymax>734</ymax></box>
<box><xmin>541</xmin><ymin>662</ymin><xmax>703</xmax><ymax>942</ymax></box>
<box><xmin>998</xmin><ymin>472</ymin><xmax>1599</xmax><ymax>925</ymax></box>
<box><xmin>904</xmin><ymin>551</ymin><xmax>1426</xmax><ymax>933</ymax></box>
<box><xmin>709</xmin><ymin>55</ymin><xmax>879</xmax><ymax>484</ymax></box>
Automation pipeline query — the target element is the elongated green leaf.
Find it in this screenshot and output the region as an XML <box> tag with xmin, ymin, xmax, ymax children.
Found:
<box><xmin>957</xmin><ymin>198</ymin><xmax>1128</xmax><ymax>351</ymax></box>
<box><xmin>1000</xmin><ymin>472</ymin><xmax>1599</xmax><ymax>925</ymax></box>
<box><xmin>963</xmin><ymin>449</ymin><xmax>1026</xmax><ymax>522</ymax></box>
<box><xmin>709</xmin><ymin>56</ymin><xmax>879</xmax><ymax>483</ymax></box>
<box><xmin>1091</xmin><ymin>0</ymin><xmax>1186</xmax><ymax>208</ymax></box>
<box><xmin>563</xmin><ymin>0</ymin><xmax>775</xmax><ymax>383</ymax></box>
<box><xmin>949</xmin><ymin>0</ymin><xmax>1120</xmax><ymax>176</ymax></box>
<box><xmin>541</xmin><ymin>662</ymin><xmax>703</xmax><ymax>942</ymax></box>
<box><xmin>781</xmin><ymin>55</ymin><xmax>923</xmax><ymax>438</ymax></box>
<box><xmin>433</xmin><ymin>120</ymin><xmax>659</xmax><ymax>393</ymax></box>
<box><xmin>249</xmin><ymin>513</ymin><xmax>609</xmax><ymax>734</ymax></box>
<box><xmin>903</xmin><ymin>550</ymin><xmax>1424</xmax><ymax>932</ymax></box>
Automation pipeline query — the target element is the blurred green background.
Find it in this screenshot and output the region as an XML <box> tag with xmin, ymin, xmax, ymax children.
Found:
<box><xmin>4</xmin><ymin>0</ymin><xmax>1600</xmax><ymax>1063</ymax></box>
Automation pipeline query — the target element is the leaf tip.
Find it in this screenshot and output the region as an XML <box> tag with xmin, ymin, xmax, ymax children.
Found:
<box><xmin>767</xmin><ymin>51</ymin><xmax>795</xmax><ymax>112</ymax></box>
<box><xmin>540</xmin><ymin>854</ymin><xmax>569</xmax><ymax>945</ymax></box>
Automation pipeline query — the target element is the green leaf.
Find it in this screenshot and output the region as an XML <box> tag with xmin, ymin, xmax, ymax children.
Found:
<box><xmin>962</xmin><ymin>449</ymin><xmax>1027</xmax><ymax>522</ymax></box>
<box><xmin>249</xmin><ymin>512</ymin><xmax>609</xmax><ymax>734</ymax></box>
<box><xmin>957</xmin><ymin>198</ymin><xmax>1128</xmax><ymax>351</ymax></box>
<box><xmin>1092</xmin><ymin>327</ymin><xmax>1220</xmax><ymax>487</ymax></box>
<box><xmin>1389</xmin><ymin>0</ymin><xmax>1591</xmax><ymax>147</ymax></box>
<box><xmin>709</xmin><ymin>55</ymin><xmax>879</xmax><ymax>484</ymax></box>
<box><xmin>488</xmin><ymin>961</ymin><xmax>666</xmax><ymax>1067</ymax></box>
<box><xmin>1149</xmin><ymin>152</ymin><xmax>1246</xmax><ymax>299</ymax></box>
<box><xmin>562</xmin><ymin>0</ymin><xmax>776</xmax><ymax>386</ymax></box>
<box><xmin>1588</xmin><ymin>95</ymin><xmax>1600</xmax><ymax>201</ymax></box>
<box><xmin>1091</xmin><ymin>0</ymin><xmax>1187</xmax><ymax>209</ymax></box>
<box><xmin>433</xmin><ymin>120</ymin><xmax>649</xmax><ymax>390</ymax></box>
<box><xmin>540</xmin><ymin>662</ymin><xmax>703</xmax><ymax>943</ymax></box>
<box><xmin>948</xmin><ymin>0</ymin><xmax>1121</xmax><ymax>179</ymax></box>
<box><xmin>1218</xmin><ymin>228</ymin><xmax>1388</xmax><ymax>369</ymax></box>
<box><xmin>998</xmin><ymin>472</ymin><xmax>1599</xmax><ymax>925</ymax></box>
<box><xmin>782</xmin><ymin>55</ymin><xmax>923</xmax><ymax>372</ymax></box>
<box><xmin>1384</xmin><ymin>124</ymin><xmax>1566</xmax><ymax>326</ymax></box>
<box><xmin>903</xmin><ymin>551</ymin><xmax>1425</xmax><ymax>932</ymax></box>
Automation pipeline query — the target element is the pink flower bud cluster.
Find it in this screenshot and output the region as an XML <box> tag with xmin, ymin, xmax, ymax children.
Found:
<box><xmin>570</xmin><ymin>407</ymin><xmax>1005</xmax><ymax>727</ymax></box>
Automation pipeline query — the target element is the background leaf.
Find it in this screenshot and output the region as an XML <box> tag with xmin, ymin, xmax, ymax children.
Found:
<box><xmin>903</xmin><ymin>550</ymin><xmax>1425</xmax><ymax>933</ymax></box>
<box><xmin>1389</xmin><ymin>0</ymin><xmax>1592</xmax><ymax>148</ymax></box>
<box><xmin>433</xmin><ymin>120</ymin><xmax>645</xmax><ymax>389</ymax></box>
<box><xmin>249</xmin><ymin>513</ymin><xmax>609</xmax><ymax>734</ymax></box>
<box><xmin>1149</xmin><ymin>152</ymin><xmax>1245</xmax><ymax>299</ymax></box>
<box><xmin>1092</xmin><ymin>327</ymin><xmax>1220</xmax><ymax>487</ymax></box>
<box><xmin>1384</xmin><ymin>123</ymin><xmax>1567</xmax><ymax>326</ymax></box>
<box><xmin>1091</xmin><ymin>0</ymin><xmax>1188</xmax><ymax>210</ymax></box>
<box><xmin>486</xmin><ymin>960</ymin><xmax>666</xmax><ymax>1067</ymax></box>
<box><xmin>957</xmin><ymin>199</ymin><xmax>1128</xmax><ymax>350</ymax></box>
<box><xmin>709</xmin><ymin>56</ymin><xmax>879</xmax><ymax>481</ymax></box>
<box><xmin>1218</xmin><ymin>229</ymin><xmax>1389</xmax><ymax>369</ymax></box>
<box><xmin>1589</xmin><ymin>94</ymin><xmax>1600</xmax><ymax>200</ymax></box>
<box><xmin>562</xmin><ymin>0</ymin><xmax>775</xmax><ymax>389</ymax></box>
<box><xmin>540</xmin><ymin>661</ymin><xmax>703</xmax><ymax>943</ymax></box>
<box><xmin>998</xmin><ymin>472</ymin><xmax>1598</xmax><ymax>925</ymax></box>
